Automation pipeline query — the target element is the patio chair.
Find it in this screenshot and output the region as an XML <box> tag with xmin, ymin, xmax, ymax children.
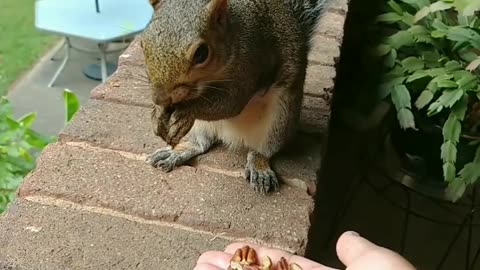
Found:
<box><xmin>35</xmin><ymin>0</ymin><xmax>153</xmax><ymax>87</ymax></box>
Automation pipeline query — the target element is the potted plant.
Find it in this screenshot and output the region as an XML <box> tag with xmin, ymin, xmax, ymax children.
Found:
<box><xmin>376</xmin><ymin>0</ymin><xmax>480</xmax><ymax>202</ymax></box>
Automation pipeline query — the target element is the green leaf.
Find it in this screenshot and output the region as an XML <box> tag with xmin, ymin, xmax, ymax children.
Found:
<box><xmin>397</xmin><ymin>108</ymin><xmax>416</xmax><ymax>129</ymax></box>
<box><xmin>451</xmin><ymin>94</ymin><xmax>468</xmax><ymax>121</ymax></box>
<box><xmin>391</xmin><ymin>84</ymin><xmax>412</xmax><ymax>110</ymax></box>
<box><xmin>441</xmin><ymin>88</ymin><xmax>464</xmax><ymax>108</ymax></box>
<box><xmin>26</xmin><ymin>129</ymin><xmax>52</xmax><ymax>149</ymax></box>
<box><xmin>400</xmin><ymin>13</ymin><xmax>416</xmax><ymax>26</ymax></box>
<box><xmin>377</xmin><ymin>12</ymin><xmax>404</xmax><ymax>23</ymax></box>
<box><xmin>459</xmin><ymin>49</ymin><xmax>479</xmax><ymax>62</ymax></box>
<box><xmin>445</xmin><ymin>60</ymin><xmax>463</xmax><ymax>72</ymax></box>
<box><xmin>388</xmin><ymin>31</ymin><xmax>415</xmax><ymax>49</ymax></box>
<box><xmin>385</xmin><ymin>49</ymin><xmax>398</xmax><ymax>68</ymax></box>
<box><xmin>415</xmin><ymin>90</ymin><xmax>434</xmax><ymax>109</ymax></box>
<box><xmin>429</xmin><ymin>1</ymin><xmax>454</xmax><ymax>12</ymax></box>
<box><xmin>474</xmin><ymin>144</ymin><xmax>480</xmax><ymax>163</ymax></box>
<box><xmin>63</xmin><ymin>89</ymin><xmax>80</xmax><ymax>124</ymax></box>
<box><xmin>443</xmin><ymin>114</ymin><xmax>461</xmax><ymax>143</ymax></box>
<box><xmin>428</xmin><ymin>68</ymin><xmax>449</xmax><ymax>78</ymax></box>
<box><xmin>437</xmin><ymin>79</ymin><xmax>458</xmax><ymax>88</ymax></box>
<box><xmin>443</xmin><ymin>162</ymin><xmax>457</xmax><ymax>182</ymax></box>
<box><xmin>387</xmin><ymin>0</ymin><xmax>404</xmax><ymax>14</ymax></box>
<box><xmin>407</xmin><ymin>70</ymin><xmax>430</xmax><ymax>83</ymax></box>
<box><xmin>414</xmin><ymin>6</ymin><xmax>431</xmax><ymax>22</ymax></box>
<box><xmin>441</xmin><ymin>141</ymin><xmax>457</xmax><ymax>163</ymax></box>
<box><xmin>408</xmin><ymin>25</ymin><xmax>432</xmax><ymax>43</ymax></box>
<box><xmin>446</xmin><ymin>179</ymin><xmax>466</xmax><ymax>202</ymax></box>
<box><xmin>401</xmin><ymin>57</ymin><xmax>425</xmax><ymax>72</ymax></box>
<box><xmin>446</xmin><ymin>27</ymin><xmax>476</xmax><ymax>43</ymax></box>
<box><xmin>454</xmin><ymin>71</ymin><xmax>478</xmax><ymax>90</ymax></box>
<box><xmin>378</xmin><ymin>83</ymin><xmax>393</xmax><ymax>100</ymax></box>
<box><xmin>427</xmin><ymin>101</ymin><xmax>444</xmax><ymax>116</ymax></box>
<box><xmin>17</xmin><ymin>113</ymin><xmax>36</xmax><ymax>129</ymax></box>
<box><xmin>376</xmin><ymin>44</ymin><xmax>392</xmax><ymax>56</ymax></box>
<box><xmin>432</xmin><ymin>18</ymin><xmax>449</xmax><ymax>31</ymax></box>
<box><xmin>399</xmin><ymin>0</ymin><xmax>427</xmax><ymax>10</ymax></box>
<box><xmin>458</xmin><ymin>163</ymin><xmax>480</xmax><ymax>185</ymax></box>
<box><xmin>463</xmin><ymin>0</ymin><xmax>480</xmax><ymax>16</ymax></box>
<box><xmin>431</xmin><ymin>30</ymin><xmax>447</xmax><ymax>38</ymax></box>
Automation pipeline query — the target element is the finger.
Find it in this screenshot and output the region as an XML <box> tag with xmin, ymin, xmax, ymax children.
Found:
<box><xmin>225</xmin><ymin>243</ymin><xmax>335</xmax><ymax>270</ymax></box>
<box><xmin>193</xmin><ymin>262</ymin><xmax>222</xmax><ymax>270</ymax></box>
<box><xmin>196</xmin><ymin>251</ymin><xmax>231</xmax><ymax>269</ymax></box>
<box><xmin>336</xmin><ymin>231</ymin><xmax>381</xmax><ymax>266</ymax></box>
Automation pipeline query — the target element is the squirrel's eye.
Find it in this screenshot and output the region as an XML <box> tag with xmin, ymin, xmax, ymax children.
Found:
<box><xmin>192</xmin><ymin>43</ymin><xmax>209</xmax><ymax>66</ymax></box>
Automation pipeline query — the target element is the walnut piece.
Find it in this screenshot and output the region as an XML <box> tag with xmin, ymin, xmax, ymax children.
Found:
<box><xmin>227</xmin><ymin>246</ymin><xmax>272</xmax><ymax>270</ymax></box>
<box><xmin>226</xmin><ymin>246</ymin><xmax>303</xmax><ymax>270</ymax></box>
<box><xmin>276</xmin><ymin>257</ymin><xmax>303</xmax><ymax>270</ymax></box>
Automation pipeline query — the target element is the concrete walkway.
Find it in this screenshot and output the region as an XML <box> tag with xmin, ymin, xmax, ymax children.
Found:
<box><xmin>7</xmin><ymin>38</ymin><xmax>126</xmax><ymax>136</ymax></box>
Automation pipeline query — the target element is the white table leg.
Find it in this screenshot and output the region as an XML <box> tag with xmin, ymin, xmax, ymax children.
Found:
<box><xmin>98</xmin><ymin>43</ymin><xmax>108</xmax><ymax>83</ymax></box>
<box><xmin>50</xmin><ymin>39</ymin><xmax>67</xmax><ymax>61</ymax></box>
<box><xmin>48</xmin><ymin>37</ymin><xmax>71</xmax><ymax>88</ymax></box>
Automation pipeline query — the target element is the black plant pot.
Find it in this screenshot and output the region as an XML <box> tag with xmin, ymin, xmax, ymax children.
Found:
<box><xmin>390</xmin><ymin>112</ymin><xmax>479</xmax><ymax>187</ymax></box>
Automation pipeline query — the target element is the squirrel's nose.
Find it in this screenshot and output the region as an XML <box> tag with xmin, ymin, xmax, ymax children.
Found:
<box><xmin>152</xmin><ymin>90</ymin><xmax>172</xmax><ymax>107</ymax></box>
<box><xmin>169</xmin><ymin>85</ymin><xmax>190</xmax><ymax>104</ymax></box>
<box><xmin>152</xmin><ymin>86</ymin><xmax>190</xmax><ymax>106</ymax></box>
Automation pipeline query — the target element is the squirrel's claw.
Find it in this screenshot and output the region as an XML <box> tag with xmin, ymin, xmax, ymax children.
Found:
<box><xmin>147</xmin><ymin>147</ymin><xmax>181</xmax><ymax>172</ymax></box>
<box><xmin>245</xmin><ymin>152</ymin><xmax>280</xmax><ymax>194</ymax></box>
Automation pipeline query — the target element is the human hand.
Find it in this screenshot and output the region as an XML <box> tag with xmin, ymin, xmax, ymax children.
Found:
<box><xmin>194</xmin><ymin>231</ymin><xmax>416</xmax><ymax>270</ymax></box>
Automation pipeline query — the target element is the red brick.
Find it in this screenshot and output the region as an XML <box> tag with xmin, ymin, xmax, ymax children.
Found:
<box><xmin>327</xmin><ymin>0</ymin><xmax>349</xmax><ymax>14</ymax></box>
<box><xmin>60</xmin><ymin>99</ymin><xmax>164</xmax><ymax>154</ymax></box>
<box><xmin>304</xmin><ymin>65</ymin><xmax>336</xmax><ymax>97</ymax></box>
<box><xmin>19</xmin><ymin>143</ymin><xmax>313</xmax><ymax>252</ymax></box>
<box><xmin>0</xmin><ymin>199</ymin><xmax>229</xmax><ymax>269</ymax></box>
<box><xmin>90</xmin><ymin>66</ymin><xmax>151</xmax><ymax>107</ymax></box>
<box><xmin>301</xmin><ymin>96</ymin><xmax>331</xmax><ymax>134</ymax></box>
<box><xmin>316</xmin><ymin>12</ymin><xmax>346</xmax><ymax>41</ymax></box>
<box><xmin>60</xmin><ymin>100</ymin><xmax>324</xmax><ymax>187</ymax></box>
<box><xmin>309</xmin><ymin>36</ymin><xmax>340</xmax><ymax>66</ymax></box>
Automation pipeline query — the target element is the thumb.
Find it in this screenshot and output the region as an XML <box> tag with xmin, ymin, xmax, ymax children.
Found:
<box><xmin>336</xmin><ymin>231</ymin><xmax>380</xmax><ymax>266</ymax></box>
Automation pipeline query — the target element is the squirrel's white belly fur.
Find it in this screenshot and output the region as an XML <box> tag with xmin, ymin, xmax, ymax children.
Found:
<box><xmin>191</xmin><ymin>88</ymin><xmax>282</xmax><ymax>155</ymax></box>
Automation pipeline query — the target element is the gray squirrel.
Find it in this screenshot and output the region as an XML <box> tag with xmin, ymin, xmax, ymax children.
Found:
<box><xmin>141</xmin><ymin>0</ymin><xmax>330</xmax><ymax>193</ymax></box>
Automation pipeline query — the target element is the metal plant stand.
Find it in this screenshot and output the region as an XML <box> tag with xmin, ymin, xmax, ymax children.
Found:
<box><xmin>332</xmin><ymin>134</ymin><xmax>480</xmax><ymax>270</ymax></box>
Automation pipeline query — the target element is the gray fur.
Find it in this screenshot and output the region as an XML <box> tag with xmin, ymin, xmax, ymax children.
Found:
<box><xmin>142</xmin><ymin>0</ymin><xmax>328</xmax><ymax>193</ymax></box>
<box><xmin>286</xmin><ymin>0</ymin><xmax>330</xmax><ymax>40</ymax></box>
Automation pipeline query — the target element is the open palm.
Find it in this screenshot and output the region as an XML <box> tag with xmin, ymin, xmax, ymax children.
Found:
<box><xmin>194</xmin><ymin>231</ymin><xmax>416</xmax><ymax>270</ymax></box>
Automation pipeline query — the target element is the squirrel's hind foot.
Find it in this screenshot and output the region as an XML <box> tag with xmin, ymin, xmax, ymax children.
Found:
<box><xmin>244</xmin><ymin>151</ymin><xmax>280</xmax><ymax>194</ymax></box>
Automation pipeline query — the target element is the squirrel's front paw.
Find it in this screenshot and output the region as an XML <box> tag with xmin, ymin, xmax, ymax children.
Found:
<box><xmin>244</xmin><ymin>152</ymin><xmax>280</xmax><ymax>194</ymax></box>
<box><xmin>147</xmin><ymin>147</ymin><xmax>183</xmax><ymax>172</ymax></box>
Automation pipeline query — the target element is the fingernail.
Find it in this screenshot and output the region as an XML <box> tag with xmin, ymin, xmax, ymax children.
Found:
<box><xmin>346</xmin><ymin>231</ymin><xmax>360</xmax><ymax>237</ymax></box>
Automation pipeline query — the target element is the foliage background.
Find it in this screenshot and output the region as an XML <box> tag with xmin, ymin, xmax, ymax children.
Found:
<box><xmin>377</xmin><ymin>0</ymin><xmax>480</xmax><ymax>201</ymax></box>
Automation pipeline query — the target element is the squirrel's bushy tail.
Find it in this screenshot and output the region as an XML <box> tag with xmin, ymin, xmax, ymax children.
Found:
<box><xmin>286</xmin><ymin>0</ymin><xmax>329</xmax><ymax>39</ymax></box>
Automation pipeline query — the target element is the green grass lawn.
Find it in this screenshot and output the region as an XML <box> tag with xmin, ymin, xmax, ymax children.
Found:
<box><xmin>0</xmin><ymin>0</ymin><xmax>58</xmax><ymax>96</ymax></box>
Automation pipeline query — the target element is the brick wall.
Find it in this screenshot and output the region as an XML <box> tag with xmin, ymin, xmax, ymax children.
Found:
<box><xmin>0</xmin><ymin>1</ymin><xmax>348</xmax><ymax>268</ymax></box>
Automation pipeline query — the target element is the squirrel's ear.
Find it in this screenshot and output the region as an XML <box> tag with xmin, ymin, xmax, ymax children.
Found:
<box><xmin>149</xmin><ymin>0</ymin><xmax>162</xmax><ymax>10</ymax></box>
<box><xmin>207</xmin><ymin>0</ymin><xmax>228</xmax><ymax>28</ymax></box>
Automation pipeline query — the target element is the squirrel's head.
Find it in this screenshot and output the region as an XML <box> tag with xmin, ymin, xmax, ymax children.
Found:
<box><xmin>141</xmin><ymin>0</ymin><xmax>233</xmax><ymax>107</ymax></box>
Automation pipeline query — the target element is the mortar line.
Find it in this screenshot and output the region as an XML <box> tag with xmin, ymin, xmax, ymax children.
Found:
<box><xmin>60</xmin><ymin>141</ymin><xmax>310</xmax><ymax>192</ymax></box>
<box><xmin>21</xmin><ymin>195</ymin><xmax>297</xmax><ymax>253</ymax></box>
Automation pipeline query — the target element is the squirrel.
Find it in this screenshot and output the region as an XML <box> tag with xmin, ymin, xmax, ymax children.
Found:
<box><xmin>141</xmin><ymin>0</ymin><xmax>329</xmax><ymax>193</ymax></box>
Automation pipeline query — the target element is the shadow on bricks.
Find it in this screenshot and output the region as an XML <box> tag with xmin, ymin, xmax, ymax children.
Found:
<box><xmin>305</xmin><ymin>0</ymin><xmax>393</xmax><ymax>267</ymax></box>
